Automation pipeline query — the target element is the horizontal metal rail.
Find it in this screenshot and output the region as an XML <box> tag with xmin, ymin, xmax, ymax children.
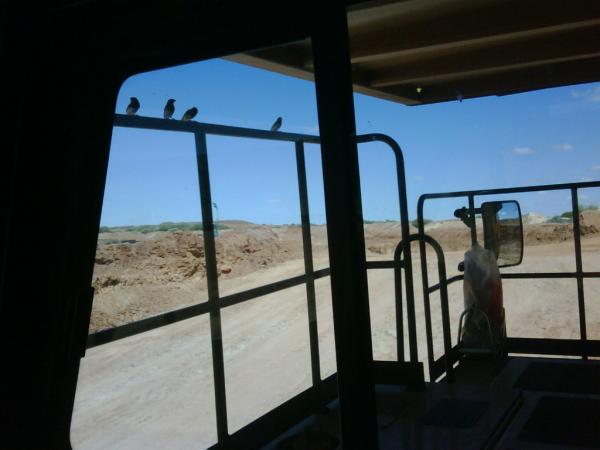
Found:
<box><xmin>430</xmin><ymin>337</ymin><xmax>600</xmax><ymax>382</ymax></box>
<box><xmin>219</xmin><ymin>268</ymin><xmax>330</xmax><ymax>309</ymax></box>
<box><xmin>507</xmin><ymin>337</ymin><xmax>600</xmax><ymax>356</ymax></box>
<box><xmin>427</xmin><ymin>275</ymin><xmax>464</xmax><ymax>294</ymax></box>
<box><xmin>114</xmin><ymin>113</ymin><xmax>321</xmax><ymax>144</ymax></box>
<box><xmin>503</xmin><ymin>271</ymin><xmax>600</xmax><ymax>279</ymax></box>
<box><xmin>419</xmin><ymin>180</ymin><xmax>600</xmax><ymax>200</ymax></box>
<box><xmin>365</xmin><ymin>260</ymin><xmax>397</xmax><ymax>269</ymax></box>
<box><xmin>430</xmin><ymin>347</ymin><xmax>461</xmax><ymax>382</ymax></box>
<box><xmin>87</xmin><ymin>301</ymin><xmax>212</xmax><ymax>348</ymax></box>
<box><xmin>427</xmin><ymin>271</ymin><xmax>600</xmax><ymax>294</ymax></box>
<box><xmin>86</xmin><ymin>268</ymin><xmax>330</xmax><ymax>348</ymax></box>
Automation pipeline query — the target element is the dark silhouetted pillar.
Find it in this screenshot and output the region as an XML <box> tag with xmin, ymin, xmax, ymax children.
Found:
<box><xmin>311</xmin><ymin>4</ymin><xmax>379</xmax><ymax>449</ymax></box>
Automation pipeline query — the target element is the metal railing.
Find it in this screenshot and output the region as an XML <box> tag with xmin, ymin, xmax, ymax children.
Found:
<box><xmin>355</xmin><ymin>134</ymin><xmax>416</xmax><ymax>363</ymax></box>
<box><xmin>86</xmin><ymin>114</ymin><xmax>415</xmax><ymax>446</ymax></box>
<box><xmin>89</xmin><ymin>114</ymin><xmax>328</xmax><ymax>443</ymax></box>
<box><xmin>393</xmin><ymin>233</ymin><xmax>454</xmax><ymax>382</ymax></box>
<box><xmin>417</xmin><ymin>181</ymin><xmax>600</xmax><ymax>381</ymax></box>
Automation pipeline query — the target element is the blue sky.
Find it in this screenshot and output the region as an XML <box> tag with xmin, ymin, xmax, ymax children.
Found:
<box><xmin>101</xmin><ymin>58</ymin><xmax>600</xmax><ymax>226</ymax></box>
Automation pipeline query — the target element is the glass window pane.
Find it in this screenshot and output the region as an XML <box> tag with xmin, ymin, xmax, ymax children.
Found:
<box><xmin>91</xmin><ymin>129</ymin><xmax>207</xmax><ymax>332</ymax></box>
<box><xmin>314</xmin><ymin>276</ymin><xmax>336</xmax><ymax>379</ymax></box>
<box><xmin>585</xmin><ymin>279</ymin><xmax>600</xmax><ymax>340</ymax></box>
<box><xmin>579</xmin><ymin>187</ymin><xmax>600</xmax><ymax>273</ymax></box>
<box><xmin>221</xmin><ymin>285</ymin><xmax>313</xmax><ymax>433</ymax></box>
<box><xmin>367</xmin><ymin>269</ymin><xmax>397</xmax><ymax>361</ymax></box>
<box><xmin>358</xmin><ymin>142</ymin><xmax>402</xmax><ymax>261</ymax></box>
<box><xmin>304</xmin><ymin>144</ymin><xmax>330</xmax><ymax>271</ymax></box>
<box><xmin>504</xmin><ymin>279</ymin><xmax>579</xmax><ymax>339</ymax></box>
<box><xmin>71</xmin><ymin>316</ymin><xmax>216</xmax><ymax>449</ymax></box>
<box><xmin>206</xmin><ymin>137</ymin><xmax>304</xmax><ymax>297</ymax></box>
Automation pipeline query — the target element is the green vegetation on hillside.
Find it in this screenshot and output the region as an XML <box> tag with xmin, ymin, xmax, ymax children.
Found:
<box><xmin>548</xmin><ymin>204</ymin><xmax>598</xmax><ymax>223</ymax></box>
<box><xmin>547</xmin><ymin>216</ymin><xmax>569</xmax><ymax>224</ymax></box>
<box><xmin>99</xmin><ymin>221</ymin><xmax>229</xmax><ymax>233</ymax></box>
<box><xmin>562</xmin><ymin>204</ymin><xmax>598</xmax><ymax>218</ymax></box>
<box><xmin>410</xmin><ymin>219</ymin><xmax>432</xmax><ymax>227</ymax></box>
<box><xmin>363</xmin><ymin>219</ymin><xmax>400</xmax><ymax>224</ymax></box>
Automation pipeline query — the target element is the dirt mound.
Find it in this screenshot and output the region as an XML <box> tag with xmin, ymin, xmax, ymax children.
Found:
<box><xmin>523</xmin><ymin>211</ymin><xmax>600</xmax><ymax>244</ymax></box>
<box><xmin>92</xmin><ymin>227</ymin><xmax>305</xmax><ymax>294</ymax></box>
<box><xmin>362</xmin><ymin>217</ymin><xmax>600</xmax><ymax>254</ymax></box>
<box><xmin>213</xmin><ymin>227</ymin><xmax>302</xmax><ymax>275</ymax></box>
<box><xmin>93</xmin><ymin>232</ymin><xmax>207</xmax><ymax>291</ymax></box>
<box><xmin>93</xmin><ymin>219</ymin><xmax>600</xmax><ymax>294</ymax></box>
<box><xmin>581</xmin><ymin>210</ymin><xmax>600</xmax><ymax>233</ymax></box>
<box><xmin>89</xmin><ymin>217</ymin><xmax>600</xmax><ymax>332</ymax></box>
<box><xmin>523</xmin><ymin>212</ymin><xmax>549</xmax><ymax>225</ymax></box>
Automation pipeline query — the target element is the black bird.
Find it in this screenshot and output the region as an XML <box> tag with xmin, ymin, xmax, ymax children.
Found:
<box><xmin>126</xmin><ymin>97</ymin><xmax>140</xmax><ymax>115</ymax></box>
<box><xmin>270</xmin><ymin>116</ymin><xmax>282</xmax><ymax>131</ymax></box>
<box><xmin>163</xmin><ymin>99</ymin><xmax>176</xmax><ymax>119</ymax></box>
<box><xmin>182</xmin><ymin>107</ymin><xmax>198</xmax><ymax>122</ymax></box>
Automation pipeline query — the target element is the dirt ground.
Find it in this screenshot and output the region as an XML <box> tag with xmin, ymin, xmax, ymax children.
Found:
<box><xmin>71</xmin><ymin>212</ymin><xmax>600</xmax><ymax>449</ymax></box>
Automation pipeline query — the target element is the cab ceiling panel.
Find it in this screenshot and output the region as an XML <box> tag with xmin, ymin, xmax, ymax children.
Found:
<box><xmin>226</xmin><ymin>0</ymin><xmax>600</xmax><ymax>105</ymax></box>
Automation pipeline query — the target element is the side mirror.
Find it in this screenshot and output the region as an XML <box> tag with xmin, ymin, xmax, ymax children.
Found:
<box><xmin>481</xmin><ymin>200</ymin><xmax>524</xmax><ymax>267</ymax></box>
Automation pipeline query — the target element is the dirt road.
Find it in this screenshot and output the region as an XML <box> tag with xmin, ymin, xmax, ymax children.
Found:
<box><xmin>71</xmin><ymin>236</ymin><xmax>600</xmax><ymax>450</ymax></box>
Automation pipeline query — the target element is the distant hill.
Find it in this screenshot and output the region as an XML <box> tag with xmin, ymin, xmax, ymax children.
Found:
<box><xmin>99</xmin><ymin>221</ymin><xmax>229</xmax><ymax>233</ymax></box>
<box><xmin>522</xmin><ymin>212</ymin><xmax>549</xmax><ymax>225</ymax></box>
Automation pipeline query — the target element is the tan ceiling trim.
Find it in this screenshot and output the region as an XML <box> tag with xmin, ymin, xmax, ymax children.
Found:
<box><xmin>350</xmin><ymin>18</ymin><xmax>600</xmax><ymax>64</ymax></box>
<box><xmin>375</xmin><ymin>52</ymin><xmax>600</xmax><ymax>87</ymax></box>
<box><xmin>369</xmin><ymin>26</ymin><xmax>600</xmax><ymax>87</ymax></box>
<box><xmin>383</xmin><ymin>56</ymin><xmax>600</xmax><ymax>105</ymax></box>
<box><xmin>225</xmin><ymin>52</ymin><xmax>314</xmax><ymax>82</ymax></box>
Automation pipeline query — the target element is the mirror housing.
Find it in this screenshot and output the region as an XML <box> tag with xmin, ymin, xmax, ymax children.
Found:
<box><xmin>481</xmin><ymin>200</ymin><xmax>524</xmax><ymax>267</ymax></box>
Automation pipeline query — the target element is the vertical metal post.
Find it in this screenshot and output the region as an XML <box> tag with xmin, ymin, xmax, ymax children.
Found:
<box><xmin>295</xmin><ymin>141</ymin><xmax>322</xmax><ymax>387</ymax></box>
<box><xmin>355</xmin><ymin>134</ymin><xmax>413</xmax><ymax>363</ymax></box>
<box><xmin>399</xmin><ymin>219</ymin><xmax>417</xmax><ymax>363</ymax></box>
<box><xmin>437</xmin><ymin>258</ymin><xmax>454</xmax><ymax>383</ymax></box>
<box><xmin>397</xmin><ymin>235</ymin><xmax>454</xmax><ymax>381</ymax></box>
<box><xmin>417</xmin><ymin>198</ymin><xmax>435</xmax><ymax>375</ymax></box>
<box><xmin>468</xmin><ymin>194</ymin><xmax>477</xmax><ymax>245</ymax></box>
<box><xmin>195</xmin><ymin>132</ymin><xmax>229</xmax><ymax>442</ymax></box>
<box><xmin>571</xmin><ymin>188</ymin><xmax>588</xmax><ymax>359</ymax></box>
<box><xmin>393</xmin><ymin>262</ymin><xmax>405</xmax><ymax>361</ymax></box>
<box><xmin>393</xmin><ymin>142</ymin><xmax>416</xmax><ymax>363</ymax></box>
<box><xmin>311</xmin><ymin>5</ymin><xmax>379</xmax><ymax>449</ymax></box>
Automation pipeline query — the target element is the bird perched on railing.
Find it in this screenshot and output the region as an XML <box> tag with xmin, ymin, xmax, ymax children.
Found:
<box><xmin>164</xmin><ymin>99</ymin><xmax>176</xmax><ymax>119</ymax></box>
<box><xmin>271</xmin><ymin>116</ymin><xmax>282</xmax><ymax>131</ymax></box>
<box><xmin>126</xmin><ymin>97</ymin><xmax>140</xmax><ymax>115</ymax></box>
<box><xmin>182</xmin><ymin>107</ymin><xmax>198</xmax><ymax>122</ymax></box>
